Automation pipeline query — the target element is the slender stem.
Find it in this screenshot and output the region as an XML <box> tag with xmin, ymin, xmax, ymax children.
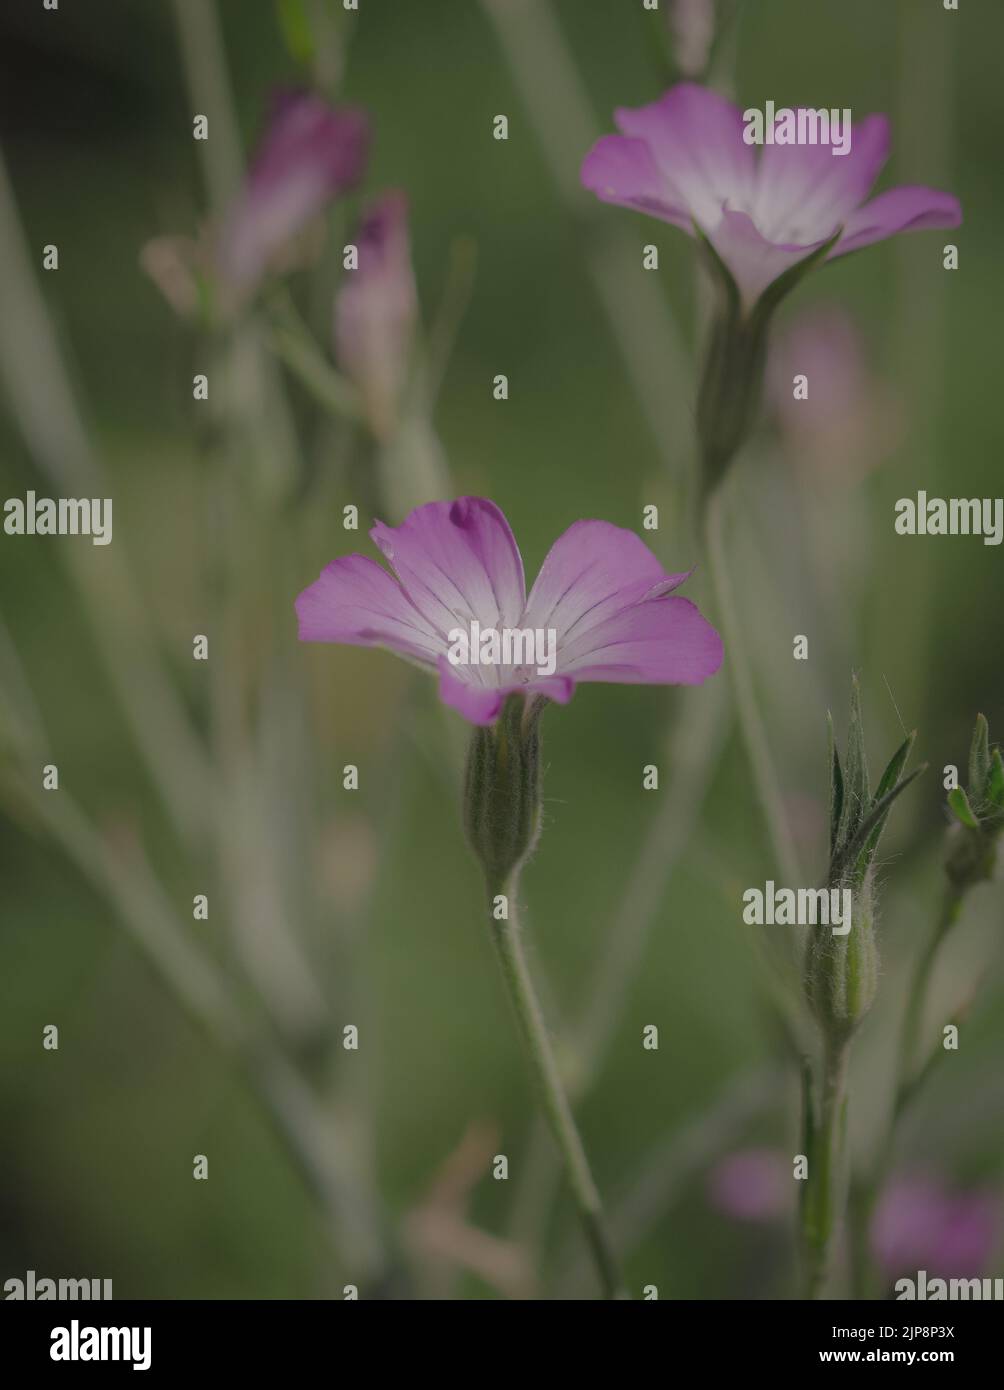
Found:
<box><xmin>849</xmin><ymin>883</ymin><xmax>966</xmax><ymax>1296</ymax></box>
<box><xmin>894</xmin><ymin>885</ymin><xmax>963</xmax><ymax>1116</ymax></box>
<box><xmin>704</xmin><ymin>490</ymin><xmax>802</xmax><ymax>886</ymax></box>
<box><xmin>803</xmin><ymin>1036</ymin><xmax>850</xmax><ymax>1299</ymax></box>
<box><xmin>486</xmin><ymin>878</ymin><xmax>627</xmax><ymax>1300</ymax></box>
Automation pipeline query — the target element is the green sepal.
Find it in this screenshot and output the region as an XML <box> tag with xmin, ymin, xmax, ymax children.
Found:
<box><xmin>463</xmin><ymin>695</ymin><xmax>543</xmax><ymax>888</ymax></box>
<box><xmin>948</xmin><ymin>785</ymin><xmax>980</xmax><ymax>830</ymax></box>
<box><xmin>968</xmin><ymin>714</ymin><xmax>991</xmax><ymax>804</ymax></box>
<box><xmin>862</xmin><ymin>729</ymin><xmax>917</xmax><ymax>866</ymax></box>
<box><xmin>828</xmin><ymin>713</ymin><xmax>844</xmax><ymax>862</ymax></box>
<box><xmin>989</xmin><ymin>748</ymin><xmax>1004</xmax><ymax>809</ymax></box>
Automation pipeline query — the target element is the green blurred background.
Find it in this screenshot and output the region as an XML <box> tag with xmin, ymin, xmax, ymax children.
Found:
<box><xmin>1</xmin><ymin>0</ymin><xmax>1002</xmax><ymax>1299</ymax></box>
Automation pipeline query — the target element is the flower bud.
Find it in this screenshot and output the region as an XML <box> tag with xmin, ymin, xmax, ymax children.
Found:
<box><xmin>218</xmin><ymin>88</ymin><xmax>370</xmax><ymax>298</ymax></box>
<box><xmin>804</xmin><ymin>876</ymin><xmax>879</xmax><ymax>1041</ymax></box>
<box><xmin>334</xmin><ymin>191</ymin><xmax>417</xmax><ymax>442</ymax></box>
<box><xmin>463</xmin><ymin>694</ymin><xmax>542</xmax><ymax>888</ymax></box>
<box><xmin>945</xmin><ymin>715</ymin><xmax>1004</xmax><ymax>891</ymax></box>
<box><xmin>805</xmin><ymin>677</ymin><xmax>923</xmax><ymax>1042</ymax></box>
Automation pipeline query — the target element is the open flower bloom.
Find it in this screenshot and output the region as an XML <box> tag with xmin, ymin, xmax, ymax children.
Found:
<box><xmin>218</xmin><ymin>88</ymin><xmax>370</xmax><ymax>292</ymax></box>
<box><xmin>334</xmin><ymin>190</ymin><xmax>418</xmax><ymax>440</ymax></box>
<box><xmin>582</xmin><ymin>83</ymin><xmax>961</xmax><ymax>309</ymax></box>
<box><xmin>296</xmin><ymin>498</ymin><xmax>722</xmax><ymax>725</ymax></box>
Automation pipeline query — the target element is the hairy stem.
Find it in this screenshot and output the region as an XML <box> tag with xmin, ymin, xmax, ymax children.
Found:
<box><xmin>803</xmin><ymin>1037</ymin><xmax>850</xmax><ymax>1299</ymax></box>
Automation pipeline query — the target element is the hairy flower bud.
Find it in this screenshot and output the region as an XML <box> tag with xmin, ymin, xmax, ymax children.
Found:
<box><xmin>804</xmin><ymin>678</ymin><xmax>923</xmax><ymax>1042</ymax></box>
<box><xmin>804</xmin><ymin>876</ymin><xmax>879</xmax><ymax>1041</ymax></box>
<box><xmin>463</xmin><ymin>694</ymin><xmax>542</xmax><ymax>888</ymax></box>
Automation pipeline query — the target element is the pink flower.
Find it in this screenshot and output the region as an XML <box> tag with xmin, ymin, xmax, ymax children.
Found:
<box><xmin>708</xmin><ymin>1148</ymin><xmax>790</xmax><ymax>1223</ymax></box>
<box><xmin>334</xmin><ymin>191</ymin><xmax>418</xmax><ymax>440</ymax></box>
<box><xmin>871</xmin><ymin>1174</ymin><xmax>999</xmax><ymax>1281</ymax></box>
<box><xmin>582</xmin><ymin>83</ymin><xmax>961</xmax><ymax>310</ymax></box>
<box><xmin>219</xmin><ymin>88</ymin><xmax>370</xmax><ymax>292</ymax></box>
<box><xmin>295</xmin><ymin>497</ymin><xmax>723</xmax><ymax>726</ymax></box>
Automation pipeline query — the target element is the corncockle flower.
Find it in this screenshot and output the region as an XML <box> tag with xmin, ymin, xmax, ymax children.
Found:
<box><xmin>295</xmin><ymin>497</ymin><xmax>722</xmax><ymax>1299</ymax></box>
<box><xmin>581</xmin><ymin>83</ymin><xmax>961</xmax><ymax>492</ymax></box>
<box><xmin>334</xmin><ymin>191</ymin><xmax>418</xmax><ymax>441</ymax></box>
<box><xmin>219</xmin><ymin>88</ymin><xmax>370</xmax><ymax>294</ymax></box>
<box><xmin>582</xmin><ymin>83</ymin><xmax>960</xmax><ymax>312</ymax></box>
<box><xmin>295</xmin><ymin>497</ymin><xmax>723</xmax><ymax>728</ymax></box>
<box><xmin>871</xmin><ymin>1174</ymin><xmax>999</xmax><ymax>1281</ymax></box>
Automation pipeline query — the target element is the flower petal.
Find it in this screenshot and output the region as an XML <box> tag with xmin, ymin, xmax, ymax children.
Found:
<box><xmin>614</xmin><ymin>83</ymin><xmax>754</xmax><ymax>229</ymax></box>
<box><xmin>832</xmin><ymin>184</ymin><xmax>962</xmax><ymax>258</ymax></box>
<box><xmin>751</xmin><ymin>113</ymin><xmax>889</xmax><ymax>243</ymax></box>
<box><xmin>580</xmin><ymin>135</ymin><xmax>692</xmax><ymax>229</ymax></box>
<box><xmin>371</xmin><ymin>497</ymin><xmax>526</xmax><ymax>638</ymax></box>
<box><xmin>295</xmin><ymin>553</ymin><xmax>441</xmax><ymax>665</ymax></box>
<box><xmin>558</xmin><ymin>595</ymin><xmax>724</xmax><ymax>686</ymax></box>
<box><xmin>707</xmin><ymin>208</ymin><xmax>832</xmax><ymax>310</ymax></box>
<box><xmin>523</xmin><ymin>519</ymin><xmax>692</xmax><ymax>655</ymax></box>
<box><xmin>436</xmin><ymin>657</ymin><xmax>507</xmax><ymax>726</ymax></box>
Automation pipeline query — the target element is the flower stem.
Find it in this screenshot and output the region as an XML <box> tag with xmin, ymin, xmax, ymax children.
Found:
<box><xmin>486</xmin><ymin>877</ymin><xmax>627</xmax><ymax>1300</ymax></box>
<box><xmin>893</xmin><ymin>885</ymin><xmax>963</xmax><ymax>1118</ymax></box>
<box><xmin>803</xmin><ymin>1036</ymin><xmax>850</xmax><ymax>1299</ymax></box>
<box><xmin>848</xmin><ymin>884</ymin><xmax>966</xmax><ymax>1296</ymax></box>
<box><xmin>703</xmin><ymin>490</ymin><xmax>802</xmax><ymax>886</ymax></box>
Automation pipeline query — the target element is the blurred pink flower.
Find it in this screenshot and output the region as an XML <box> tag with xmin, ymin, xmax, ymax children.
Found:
<box><xmin>582</xmin><ymin>84</ymin><xmax>961</xmax><ymax>309</ymax></box>
<box><xmin>219</xmin><ymin>88</ymin><xmax>370</xmax><ymax>293</ymax></box>
<box><xmin>334</xmin><ymin>190</ymin><xmax>418</xmax><ymax>440</ymax></box>
<box><xmin>296</xmin><ymin>497</ymin><xmax>722</xmax><ymax>726</ymax></box>
<box><xmin>871</xmin><ymin>1174</ymin><xmax>1000</xmax><ymax>1280</ymax></box>
<box><xmin>708</xmin><ymin>1148</ymin><xmax>790</xmax><ymax>1222</ymax></box>
<box><xmin>767</xmin><ymin>305</ymin><xmax>904</xmax><ymax>482</ymax></box>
